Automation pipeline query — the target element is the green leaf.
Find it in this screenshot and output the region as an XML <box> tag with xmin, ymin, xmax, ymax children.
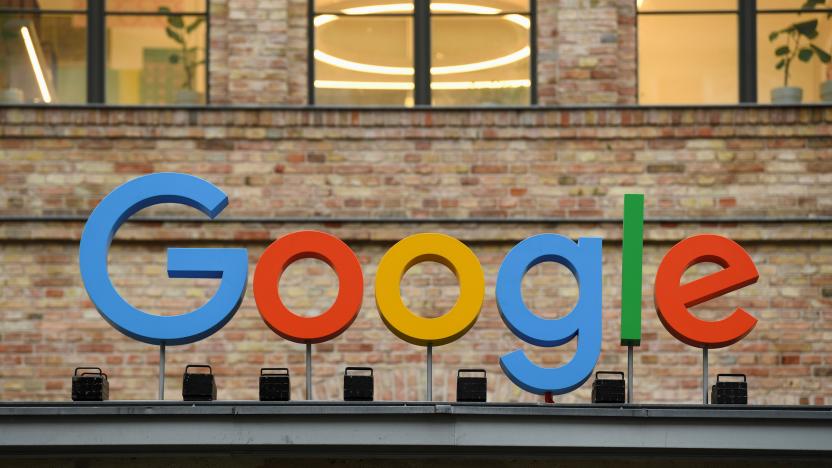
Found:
<box><xmin>811</xmin><ymin>44</ymin><xmax>832</xmax><ymax>62</ymax></box>
<box><xmin>169</xmin><ymin>54</ymin><xmax>179</xmax><ymax>64</ymax></box>
<box><xmin>167</xmin><ymin>14</ymin><xmax>184</xmax><ymax>29</ymax></box>
<box><xmin>165</xmin><ymin>26</ymin><xmax>184</xmax><ymax>44</ymax></box>
<box><xmin>186</xmin><ymin>17</ymin><xmax>204</xmax><ymax>34</ymax></box>
<box><xmin>776</xmin><ymin>59</ymin><xmax>786</xmax><ymax>70</ymax></box>
<box><xmin>798</xmin><ymin>47</ymin><xmax>814</xmax><ymax>62</ymax></box>
<box><xmin>769</xmin><ymin>31</ymin><xmax>779</xmax><ymax>41</ymax></box>
<box><xmin>158</xmin><ymin>6</ymin><xmax>171</xmax><ymax>14</ymax></box>
<box><xmin>801</xmin><ymin>0</ymin><xmax>826</xmax><ymax>9</ymax></box>
<box><xmin>776</xmin><ymin>46</ymin><xmax>790</xmax><ymax>56</ymax></box>
<box><xmin>795</xmin><ymin>19</ymin><xmax>819</xmax><ymax>39</ymax></box>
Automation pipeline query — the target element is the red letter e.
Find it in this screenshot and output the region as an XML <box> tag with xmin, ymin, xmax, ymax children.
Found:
<box><xmin>655</xmin><ymin>234</ymin><xmax>759</xmax><ymax>349</ymax></box>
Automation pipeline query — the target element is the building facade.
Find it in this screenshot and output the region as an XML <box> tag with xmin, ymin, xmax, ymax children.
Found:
<box><xmin>0</xmin><ymin>0</ymin><xmax>830</xmax><ymax>406</ymax></box>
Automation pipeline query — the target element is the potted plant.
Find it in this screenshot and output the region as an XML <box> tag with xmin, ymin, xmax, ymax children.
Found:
<box><xmin>823</xmin><ymin>64</ymin><xmax>832</xmax><ymax>102</ymax></box>
<box><xmin>159</xmin><ymin>7</ymin><xmax>204</xmax><ymax>105</ymax></box>
<box><xmin>769</xmin><ymin>18</ymin><xmax>830</xmax><ymax>103</ymax></box>
<box><xmin>802</xmin><ymin>0</ymin><xmax>832</xmax><ymax>101</ymax></box>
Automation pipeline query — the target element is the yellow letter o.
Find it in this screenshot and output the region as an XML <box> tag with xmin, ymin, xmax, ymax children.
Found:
<box><xmin>375</xmin><ymin>233</ymin><xmax>484</xmax><ymax>346</ymax></box>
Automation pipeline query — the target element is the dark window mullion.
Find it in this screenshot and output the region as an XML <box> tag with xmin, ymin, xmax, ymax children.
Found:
<box><xmin>739</xmin><ymin>0</ymin><xmax>758</xmax><ymax>103</ymax></box>
<box><xmin>530</xmin><ymin>0</ymin><xmax>538</xmax><ymax>105</ymax></box>
<box><xmin>308</xmin><ymin>0</ymin><xmax>315</xmax><ymax>105</ymax></box>
<box><xmin>87</xmin><ymin>0</ymin><xmax>105</xmax><ymax>103</ymax></box>
<box><xmin>414</xmin><ymin>0</ymin><xmax>430</xmax><ymax>105</ymax></box>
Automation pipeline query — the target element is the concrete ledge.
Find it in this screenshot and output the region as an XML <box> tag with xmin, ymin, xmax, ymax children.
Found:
<box><xmin>0</xmin><ymin>403</ymin><xmax>829</xmax><ymax>457</ymax></box>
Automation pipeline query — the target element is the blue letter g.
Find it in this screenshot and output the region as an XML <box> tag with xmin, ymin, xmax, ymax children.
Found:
<box><xmin>496</xmin><ymin>234</ymin><xmax>602</xmax><ymax>395</ymax></box>
<box><xmin>79</xmin><ymin>173</ymin><xmax>248</xmax><ymax>346</ymax></box>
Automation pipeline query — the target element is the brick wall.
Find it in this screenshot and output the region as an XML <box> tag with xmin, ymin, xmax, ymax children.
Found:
<box><xmin>206</xmin><ymin>0</ymin><xmax>637</xmax><ymax>105</ymax></box>
<box><xmin>0</xmin><ymin>106</ymin><xmax>830</xmax><ymax>404</ymax></box>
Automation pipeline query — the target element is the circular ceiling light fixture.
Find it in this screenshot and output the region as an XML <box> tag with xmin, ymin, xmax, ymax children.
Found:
<box><xmin>314</xmin><ymin>3</ymin><xmax>531</xmax><ymax>80</ymax></box>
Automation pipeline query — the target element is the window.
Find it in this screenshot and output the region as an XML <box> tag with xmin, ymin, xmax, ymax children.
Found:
<box><xmin>0</xmin><ymin>1</ymin><xmax>88</xmax><ymax>104</ymax></box>
<box><xmin>638</xmin><ymin>0</ymin><xmax>832</xmax><ymax>104</ymax></box>
<box><xmin>0</xmin><ymin>0</ymin><xmax>207</xmax><ymax>105</ymax></box>
<box><xmin>311</xmin><ymin>0</ymin><xmax>535</xmax><ymax>106</ymax></box>
<box><xmin>757</xmin><ymin>0</ymin><xmax>832</xmax><ymax>103</ymax></box>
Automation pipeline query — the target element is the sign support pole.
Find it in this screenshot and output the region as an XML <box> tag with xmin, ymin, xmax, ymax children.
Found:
<box><xmin>158</xmin><ymin>344</ymin><xmax>165</xmax><ymax>400</ymax></box>
<box><xmin>627</xmin><ymin>345</ymin><xmax>633</xmax><ymax>403</ymax></box>
<box><xmin>426</xmin><ymin>344</ymin><xmax>433</xmax><ymax>401</ymax></box>
<box><xmin>702</xmin><ymin>348</ymin><xmax>709</xmax><ymax>405</ymax></box>
<box><xmin>306</xmin><ymin>343</ymin><xmax>312</xmax><ymax>400</ymax></box>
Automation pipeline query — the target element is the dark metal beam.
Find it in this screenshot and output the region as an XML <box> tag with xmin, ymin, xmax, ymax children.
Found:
<box><xmin>0</xmin><ymin>403</ymin><xmax>829</xmax><ymax>457</ymax></box>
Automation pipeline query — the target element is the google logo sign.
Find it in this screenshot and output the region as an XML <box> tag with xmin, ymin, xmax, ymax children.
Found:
<box><xmin>79</xmin><ymin>173</ymin><xmax>760</xmax><ymax>396</ymax></box>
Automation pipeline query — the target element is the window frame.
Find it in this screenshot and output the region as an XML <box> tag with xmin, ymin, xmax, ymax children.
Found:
<box><xmin>0</xmin><ymin>0</ymin><xmax>210</xmax><ymax>105</ymax></box>
<box><xmin>308</xmin><ymin>0</ymin><xmax>538</xmax><ymax>106</ymax></box>
<box><xmin>636</xmin><ymin>0</ymin><xmax>832</xmax><ymax>104</ymax></box>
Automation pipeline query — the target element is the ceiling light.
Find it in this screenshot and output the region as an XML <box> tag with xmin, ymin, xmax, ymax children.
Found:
<box><xmin>339</xmin><ymin>3</ymin><xmax>502</xmax><ymax>15</ymax></box>
<box><xmin>314</xmin><ymin>49</ymin><xmax>414</xmax><ymax>75</ymax></box>
<box><xmin>431</xmin><ymin>46</ymin><xmax>530</xmax><ymax>75</ymax></box>
<box><xmin>341</xmin><ymin>3</ymin><xmax>413</xmax><ymax>14</ymax></box>
<box><xmin>314</xmin><ymin>80</ymin><xmax>415</xmax><ymax>90</ymax></box>
<box><xmin>432</xmin><ymin>79</ymin><xmax>530</xmax><ymax>89</ymax></box>
<box><xmin>20</xmin><ymin>26</ymin><xmax>51</xmax><ymax>103</ymax></box>
<box><xmin>431</xmin><ymin>3</ymin><xmax>501</xmax><ymax>14</ymax></box>
<box><xmin>315</xmin><ymin>46</ymin><xmax>530</xmax><ymax>76</ymax></box>
<box><xmin>314</xmin><ymin>14</ymin><xmax>339</xmax><ymax>27</ymax></box>
<box><xmin>314</xmin><ymin>80</ymin><xmax>530</xmax><ymax>90</ymax></box>
<box><xmin>502</xmin><ymin>14</ymin><xmax>530</xmax><ymax>29</ymax></box>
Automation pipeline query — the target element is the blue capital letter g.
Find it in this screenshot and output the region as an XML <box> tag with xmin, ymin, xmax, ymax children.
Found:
<box><xmin>79</xmin><ymin>173</ymin><xmax>248</xmax><ymax>346</ymax></box>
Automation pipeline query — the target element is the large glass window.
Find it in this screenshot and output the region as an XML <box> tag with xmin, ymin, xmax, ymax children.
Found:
<box><xmin>757</xmin><ymin>1</ymin><xmax>832</xmax><ymax>103</ymax></box>
<box><xmin>314</xmin><ymin>3</ymin><xmax>414</xmax><ymax>106</ymax></box>
<box><xmin>637</xmin><ymin>1</ymin><xmax>739</xmax><ymax>104</ymax></box>
<box><xmin>105</xmin><ymin>1</ymin><xmax>207</xmax><ymax>105</ymax></box>
<box><xmin>431</xmin><ymin>0</ymin><xmax>531</xmax><ymax>106</ymax></box>
<box><xmin>312</xmin><ymin>0</ymin><xmax>534</xmax><ymax>106</ymax></box>
<box><xmin>0</xmin><ymin>0</ymin><xmax>207</xmax><ymax>105</ymax></box>
<box><xmin>638</xmin><ymin>0</ymin><xmax>832</xmax><ymax>104</ymax></box>
<box><xmin>0</xmin><ymin>1</ymin><xmax>87</xmax><ymax>104</ymax></box>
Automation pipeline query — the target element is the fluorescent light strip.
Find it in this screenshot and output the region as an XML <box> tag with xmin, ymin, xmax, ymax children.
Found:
<box><xmin>314</xmin><ymin>80</ymin><xmax>530</xmax><ymax>90</ymax></box>
<box><xmin>432</xmin><ymin>46</ymin><xmax>529</xmax><ymax>75</ymax></box>
<box><xmin>20</xmin><ymin>26</ymin><xmax>51</xmax><ymax>104</ymax></box>
<box><xmin>314</xmin><ymin>46</ymin><xmax>529</xmax><ymax>76</ymax></box>
<box><xmin>339</xmin><ymin>3</ymin><xmax>502</xmax><ymax>15</ymax></box>
<box><xmin>314</xmin><ymin>49</ymin><xmax>413</xmax><ymax>75</ymax></box>
<box><xmin>502</xmin><ymin>14</ymin><xmax>530</xmax><ymax>29</ymax></box>
<box><xmin>314</xmin><ymin>14</ymin><xmax>339</xmax><ymax>26</ymax></box>
<box><xmin>315</xmin><ymin>80</ymin><xmax>415</xmax><ymax>90</ymax></box>
<box><xmin>431</xmin><ymin>3</ymin><xmax>500</xmax><ymax>14</ymax></box>
<box><xmin>341</xmin><ymin>3</ymin><xmax>413</xmax><ymax>14</ymax></box>
<box><xmin>432</xmin><ymin>79</ymin><xmax>530</xmax><ymax>89</ymax></box>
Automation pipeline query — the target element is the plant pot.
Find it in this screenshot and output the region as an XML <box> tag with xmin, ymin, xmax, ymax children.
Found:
<box><xmin>821</xmin><ymin>80</ymin><xmax>832</xmax><ymax>103</ymax></box>
<box><xmin>0</xmin><ymin>88</ymin><xmax>24</xmax><ymax>104</ymax></box>
<box><xmin>771</xmin><ymin>86</ymin><xmax>803</xmax><ymax>104</ymax></box>
<box><xmin>174</xmin><ymin>89</ymin><xmax>201</xmax><ymax>105</ymax></box>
